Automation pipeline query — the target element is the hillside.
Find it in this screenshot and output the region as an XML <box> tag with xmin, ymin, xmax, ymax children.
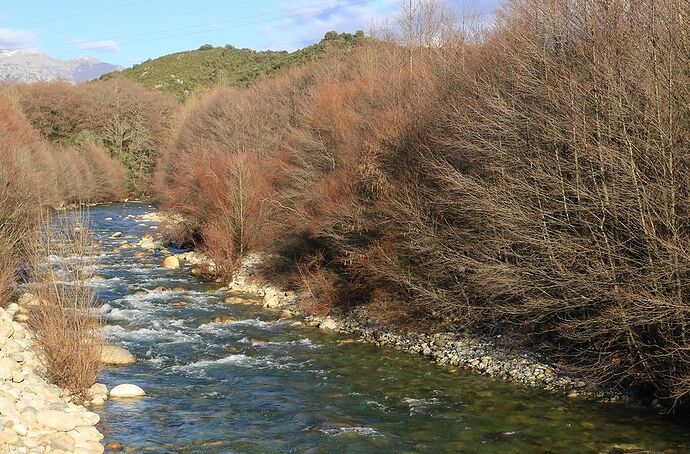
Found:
<box><xmin>104</xmin><ymin>31</ymin><xmax>363</xmax><ymax>100</ymax></box>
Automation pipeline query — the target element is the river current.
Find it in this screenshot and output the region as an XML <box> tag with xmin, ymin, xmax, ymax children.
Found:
<box><xmin>74</xmin><ymin>202</ymin><xmax>690</xmax><ymax>453</ymax></box>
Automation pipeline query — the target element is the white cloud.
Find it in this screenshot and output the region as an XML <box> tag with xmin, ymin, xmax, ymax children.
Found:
<box><xmin>74</xmin><ymin>39</ymin><xmax>121</xmax><ymax>53</ymax></box>
<box><xmin>0</xmin><ymin>27</ymin><xmax>37</xmax><ymax>49</ymax></box>
<box><xmin>260</xmin><ymin>0</ymin><xmax>398</xmax><ymax>50</ymax></box>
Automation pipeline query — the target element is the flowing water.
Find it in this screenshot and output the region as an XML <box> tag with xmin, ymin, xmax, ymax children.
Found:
<box><xmin>76</xmin><ymin>202</ymin><xmax>690</xmax><ymax>453</ymax></box>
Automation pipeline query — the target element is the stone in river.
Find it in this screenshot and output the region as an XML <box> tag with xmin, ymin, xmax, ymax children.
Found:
<box><xmin>162</xmin><ymin>256</ymin><xmax>180</xmax><ymax>270</ymax></box>
<box><xmin>224</xmin><ymin>296</ymin><xmax>255</xmax><ymax>305</ymax></box>
<box><xmin>110</xmin><ymin>384</ymin><xmax>146</xmax><ymax>398</ymax></box>
<box><xmin>100</xmin><ymin>345</ymin><xmax>137</xmax><ymax>365</ymax></box>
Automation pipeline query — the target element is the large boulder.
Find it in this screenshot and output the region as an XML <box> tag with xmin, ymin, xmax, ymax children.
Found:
<box><xmin>162</xmin><ymin>256</ymin><xmax>180</xmax><ymax>270</ymax></box>
<box><xmin>100</xmin><ymin>345</ymin><xmax>137</xmax><ymax>365</ymax></box>
<box><xmin>36</xmin><ymin>410</ymin><xmax>78</xmax><ymax>431</ymax></box>
<box><xmin>110</xmin><ymin>384</ymin><xmax>145</xmax><ymax>398</ymax></box>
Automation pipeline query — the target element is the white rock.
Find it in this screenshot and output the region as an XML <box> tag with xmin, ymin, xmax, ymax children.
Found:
<box><xmin>88</xmin><ymin>383</ymin><xmax>108</xmax><ymax>398</ymax></box>
<box><xmin>75</xmin><ymin>440</ymin><xmax>105</xmax><ymax>453</ymax></box>
<box><xmin>109</xmin><ymin>384</ymin><xmax>145</xmax><ymax>398</ymax></box>
<box><xmin>0</xmin><ymin>357</ymin><xmax>18</xmax><ymax>379</ymax></box>
<box><xmin>0</xmin><ymin>321</ymin><xmax>14</xmax><ymax>339</ymax></box>
<box><xmin>50</xmin><ymin>432</ymin><xmax>75</xmax><ymax>451</ymax></box>
<box><xmin>17</xmin><ymin>293</ymin><xmax>39</xmax><ymax>306</ymax></box>
<box><xmin>0</xmin><ymin>428</ymin><xmax>18</xmax><ymax>445</ymax></box>
<box><xmin>11</xmin><ymin>323</ymin><xmax>26</xmax><ymax>339</ymax></box>
<box><xmin>69</xmin><ymin>426</ymin><xmax>102</xmax><ymax>443</ymax></box>
<box><xmin>100</xmin><ymin>345</ymin><xmax>137</xmax><ymax>365</ymax></box>
<box><xmin>0</xmin><ymin>397</ymin><xmax>17</xmax><ymax>415</ymax></box>
<box><xmin>36</xmin><ymin>410</ymin><xmax>78</xmax><ymax>431</ymax></box>
<box><xmin>13</xmin><ymin>424</ymin><xmax>28</xmax><ymax>437</ymax></box>
<box><xmin>82</xmin><ymin>411</ymin><xmax>100</xmax><ymax>426</ymax></box>
<box><xmin>19</xmin><ymin>407</ymin><xmax>38</xmax><ymax>425</ymax></box>
<box><xmin>318</xmin><ymin>317</ymin><xmax>340</xmax><ymax>331</ymax></box>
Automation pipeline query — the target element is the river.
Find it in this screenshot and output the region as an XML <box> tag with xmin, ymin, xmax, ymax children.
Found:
<box><xmin>78</xmin><ymin>202</ymin><xmax>690</xmax><ymax>453</ymax></box>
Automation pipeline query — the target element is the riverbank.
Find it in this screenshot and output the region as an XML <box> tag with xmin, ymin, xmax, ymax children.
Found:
<box><xmin>0</xmin><ymin>303</ymin><xmax>105</xmax><ymax>453</ymax></box>
<box><xmin>168</xmin><ymin>250</ymin><xmax>630</xmax><ymax>406</ymax></box>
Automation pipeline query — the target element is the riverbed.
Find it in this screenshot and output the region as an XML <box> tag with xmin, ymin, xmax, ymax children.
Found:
<box><xmin>83</xmin><ymin>202</ymin><xmax>690</xmax><ymax>453</ymax></box>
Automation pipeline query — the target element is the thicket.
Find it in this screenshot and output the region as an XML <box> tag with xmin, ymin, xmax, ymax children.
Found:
<box><xmin>156</xmin><ymin>0</ymin><xmax>690</xmax><ymax>411</ymax></box>
<box><xmin>0</xmin><ymin>92</ymin><xmax>126</xmax><ymax>305</ymax></box>
<box><xmin>27</xmin><ymin>214</ymin><xmax>102</xmax><ymax>399</ymax></box>
<box><xmin>15</xmin><ymin>78</ymin><xmax>177</xmax><ymax>191</ymax></box>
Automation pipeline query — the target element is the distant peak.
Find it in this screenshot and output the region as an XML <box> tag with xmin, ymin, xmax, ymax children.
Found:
<box><xmin>71</xmin><ymin>55</ymin><xmax>101</xmax><ymax>63</ymax></box>
<box><xmin>0</xmin><ymin>49</ymin><xmax>39</xmax><ymax>57</ymax></box>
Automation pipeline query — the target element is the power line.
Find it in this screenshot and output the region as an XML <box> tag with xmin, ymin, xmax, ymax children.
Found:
<box><xmin>118</xmin><ymin>36</ymin><xmax>329</xmax><ymax>67</ymax></box>
<box><xmin>37</xmin><ymin>0</ymin><xmax>258</xmax><ymax>39</ymax></box>
<box><xmin>39</xmin><ymin>0</ymin><xmax>377</xmax><ymax>52</ymax></box>
<box><xmin>14</xmin><ymin>0</ymin><xmax>159</xmax><ymax>26</ymax></box>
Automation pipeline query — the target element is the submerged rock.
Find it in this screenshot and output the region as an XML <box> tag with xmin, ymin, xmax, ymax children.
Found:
<box><xmin>224</xmin><ymin>296</ymin><xmax>255</xmax><ymax>305</ymax></box>
<box><xmin>110</xmin><ymin>384</ymin><xmax>146</xmax><ymax>398</ymax></box>
<box><xmin>100</xmin><ymin>345</ymin><xmax>137</xmax><ymax>365</ymax></box>
<box><xmin>138</xmin><ymin>234</ymin><xmax>157</xmax><ymax>249</ymax></box>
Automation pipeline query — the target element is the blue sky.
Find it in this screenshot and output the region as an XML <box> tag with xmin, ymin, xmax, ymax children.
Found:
<box><xmin>0</xmin><ymin>0</ymin><xmax>498</xmax><ymax>67</ymax></box>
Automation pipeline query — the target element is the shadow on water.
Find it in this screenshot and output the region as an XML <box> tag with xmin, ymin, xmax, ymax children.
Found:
<box><xmin>77</xmin><ymin>202</ymin><xmax>690</xmax><ymax>453</ymax></box>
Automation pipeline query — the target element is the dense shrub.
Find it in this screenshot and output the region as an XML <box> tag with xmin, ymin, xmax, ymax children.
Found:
<box><xmin>27</xmin><ymin>213</ymin><xmax>102</xmax><ymax>400</ymax></box>
<box><xmin>16</xmin><ymin>78</ymin><xmax>177</xmax><ymax>191</ymax></box>
<box><xmin>154</xmin><ymin>0</ymin><xmax>690</xmax><ymax>411</ymax></box>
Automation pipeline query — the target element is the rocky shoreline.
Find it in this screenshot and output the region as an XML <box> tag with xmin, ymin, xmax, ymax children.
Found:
<box><xmin>170</xmin><ymin>252</ymin><xmax>628</xmax><ymax>405</ymax></box>
<box><xmin>0</xmin><ymin>303</ymin><xmax>107</xmax><ymax>453</ymax></box>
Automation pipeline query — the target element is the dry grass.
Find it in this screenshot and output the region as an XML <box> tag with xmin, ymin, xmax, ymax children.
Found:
<box><xmin>26</xmin><ymin>212</ymin><xmax>102</xmax><ymax>400</ymax></box>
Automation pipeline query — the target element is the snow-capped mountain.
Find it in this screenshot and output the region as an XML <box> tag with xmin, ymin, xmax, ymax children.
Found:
<box><xmin>0</xmin><ymin>50</ymin><xmax>121</xmax><ymax>83</ymax></box>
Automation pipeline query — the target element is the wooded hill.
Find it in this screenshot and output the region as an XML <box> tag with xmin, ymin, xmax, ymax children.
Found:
<box><xmin>103</xmin><ymin>31</ymin><xmax>364</xmax><ymax>100</ymax></box>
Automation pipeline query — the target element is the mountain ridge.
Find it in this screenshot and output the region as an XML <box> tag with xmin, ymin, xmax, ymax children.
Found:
<box><xmin>0</xmin><ymin>50</ymin><xmax>121</xmax><ymax>83</ymax></box>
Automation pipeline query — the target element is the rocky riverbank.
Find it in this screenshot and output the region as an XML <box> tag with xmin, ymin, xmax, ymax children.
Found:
<box><xmin>171</xmin><ymin>252</ymin><xmax>626</xmax><ymax>404</ymax></box>
<box><xmin>0</xmin><ymin>303</ymin><xmax>106</xmax><ymax>453</ymax></box>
